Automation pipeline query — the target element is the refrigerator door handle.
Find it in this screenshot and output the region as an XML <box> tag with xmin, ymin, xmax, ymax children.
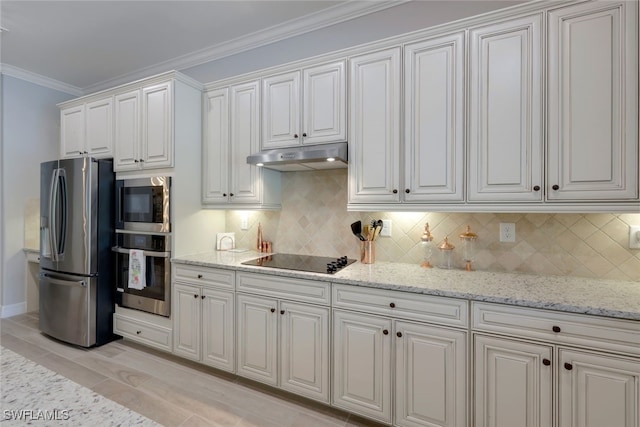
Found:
<box><xmin>40</xmin><ymin>272</ymin><xmax>87</xmax><ymax>287</ymax></box>
<box><xmin>58</xmin><ymin>170</ymin><xmax>68</xmax><ymax>257</ymax></box>
<box><xmin>48</xmin><ymin>168</ymin><xmax>60</xmax><ymax>261</ymax></box>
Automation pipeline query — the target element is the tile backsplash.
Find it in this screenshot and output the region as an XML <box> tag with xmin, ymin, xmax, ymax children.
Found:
<box><xmin>225</xmin><ymin>169</ymin><xmax>640</xmax><ymax>281</ymax></box>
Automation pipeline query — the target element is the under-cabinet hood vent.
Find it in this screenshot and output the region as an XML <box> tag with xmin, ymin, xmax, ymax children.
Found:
<box><xmin>246</xmin><ymin>142</ymin><xmax>347</xmax><ymax>172</ymax></box>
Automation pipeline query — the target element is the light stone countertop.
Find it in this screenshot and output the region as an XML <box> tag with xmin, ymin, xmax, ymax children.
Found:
<box><xmin>172</xmin><ymin>251</ymin><xmax>640</xmax><ymax>322</ymax></box>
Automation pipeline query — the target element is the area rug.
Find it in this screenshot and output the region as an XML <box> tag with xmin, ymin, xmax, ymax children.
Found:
<box><xmin>0</xmin><ymin>346</ymin><xmax>159</xmax><ymax>426</ymax></box>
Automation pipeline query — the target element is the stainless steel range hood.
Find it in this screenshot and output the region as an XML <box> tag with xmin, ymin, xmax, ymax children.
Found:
<box><xmin>246</xmin><ymin>142</ymin><xmax>347</xmax><ymax>172</ymax></box>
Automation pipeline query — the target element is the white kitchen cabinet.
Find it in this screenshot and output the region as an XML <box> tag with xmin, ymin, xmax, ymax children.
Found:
<box><xmin>348</xmin><ymin>47</ymin><xmax>401</xmax><ymax>204</ymax></box>
<box><xmin>235</xmin><ymin>272</ymin><xmax>331</xmax><ymax>403</ymax></box>
<box><xmin>468</xmin><ymin>14</ymin><xmax>543</xmax><ymax>202</ymax></box>
<box><xmin>474</xmin><ymin>334</ymin><xmax>553</xmax><ymax>427</ymax></box>
<box><xmin>473</xmin><ymin>302</ymin><xmax>640</xmax><ymax>427</ymax></box>
<box><xmin>202</xmin><ymin>80</ymin><xmax>281</xmax><ymax>209</ymax></box>
<box><xmin>404</xmin><ymin>31</ymin><xmax>465</xmax><ymax>203</ymax></box>
<box><xmin>262</xmin><ymin>60</ymin><xmax>346</xmax><ymax>149</ymax></box>
<box><xmin>60</xmin><ymin>97</ymin><xmax>114</xmax><ymax>159</ymax></box>
<box><xmin>114</xmin><ymin>81</ymin><xmax>173</xmax><ymax>171</ymax></box>
<box><xmin>113</xmin><ymin>305</ymin><xmax>173</xmax><ymax>352</ymax></box>
<box><xmin>173</xmin><ymin>265</ymin><xmax>235</xmax><ymax>372</ymax></box>
<box><xmin>547</xmin><ymin>1</ymin><xmax>638</xmax><ymax>201</ymax></box>
<box><xmin>333</xmin><ymin>284</ymin><xmax>468</xmax><ymax>426</ymax></box>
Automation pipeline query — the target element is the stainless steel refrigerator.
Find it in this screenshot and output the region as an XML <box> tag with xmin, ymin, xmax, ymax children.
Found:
<box><xmin>39</xmin><ymin>157</ymin><xmax>116</xmax><ymax>347</ymax></box>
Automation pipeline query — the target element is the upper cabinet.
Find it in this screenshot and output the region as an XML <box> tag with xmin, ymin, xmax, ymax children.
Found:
<box><xmin>468</xmin><ymin>14</ymin><xmax>543</xmax><ymax>203</ymax></box>
<box><xmin>60</xmin><ymin>96</ymin><xmax>114</xmax><ymax>159</ymax></box>
<box><xmin>202</xmin><ymin>80</ymin><xmax>281</xmax><ymax>209</ymax></box>
<box><xmin>114</xmin><ymin>81</ymin><xmax>173</xmax><ymax>171</ymax></box>
<box><xmin>262</xmin><ymin>60</ymin><xmax>346</xmax><ymax>149</ymax></box>
<box><xmin>547</xmin><ymin>1</ymin><xmax>638</xmax><ymax>201</ymax></box>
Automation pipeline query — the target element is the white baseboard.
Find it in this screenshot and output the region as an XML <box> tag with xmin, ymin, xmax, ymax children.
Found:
<box><xmin>1</xmin><ymin>302</ymin><xmax>27</xmax><ymax>318</ymax></box>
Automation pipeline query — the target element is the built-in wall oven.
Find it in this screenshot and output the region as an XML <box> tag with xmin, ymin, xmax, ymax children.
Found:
<box><xmin>113</xmin><ymin>176</ymin><xmax>172</xmax><ymax>317</ymax></box>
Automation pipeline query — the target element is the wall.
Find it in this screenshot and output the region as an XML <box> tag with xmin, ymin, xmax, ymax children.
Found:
<box><xmin>0</xmin><ymin>75</ymin><xmax>73</xmax><ymax>317</ymax></box>
<box><xmin>226</xmin><ymin>170</ymin><xmax>640</xmax><ymax>282</ymax></box>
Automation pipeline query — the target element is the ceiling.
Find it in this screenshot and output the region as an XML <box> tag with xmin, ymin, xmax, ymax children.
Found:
<box><xmin>0</xmin><ymin>0</ymin><xmax>403</xmax><ymax>94</ymax></box>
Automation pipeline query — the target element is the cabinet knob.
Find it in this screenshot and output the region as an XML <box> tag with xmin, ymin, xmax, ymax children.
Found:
<box><xmin>396</xmin><ymin>331</ymin><xmax>402</xmax><ymax>338</ymax></box>
<box><xmin>136</xmin><ymin>330</ymin><xmax>141</xmax><ymax>335</ymax></box>
<box><xmin>392</xmin><ymin>189</ymin><xmax>398</xmax><ymax>194</ymax></box>
<box><xmin>542</xmin><ymin>358</ymin><xmax>551</xmax><ymax>366</ymax></box>
<box><xmin>405</xmin><ymin>189</ymin><xmax>410</xmax><ymax>194</ymax></box>
<box><xmin>230</xmin><ymin>193</ymin><xmax>234</xmax><ymax>197</ymax></box>
<box><xmin>280</xmin><ymin>310</ymin><xmax>285</xmax><ymax>315</ymax></box>
<box><xmin>564</xmin><ymin>362</ymin><xmax>573</xmax><ymax>371</ymax></box>
<box><xmin>197</xmin><ymin>274</ymin><xmax>203</xmax><ymax>279</ymax></box>
<box><xmin>134</xmin><ymin>159</ymin><xmax>139</xmax><ymax>163</ymax></box>
<box><xmin>552</xmin><ymin>326</ymin><xmax>561</xmax><ymax>333</ymax></box>
<box><xmin>533</xmin><ymin>185</ymin><xmax>540</xmax><ymax>192</ymax></box>
<box><xmin>302</xmin><ymin>133</ymin><xmax>307</xmax><ymax>137</ymax></box>
<box><xmin>270</xmin><ymin>308</ymin><xmax>276</xmax><ymax>313</ymax></box>
<box><xmin>552</xmin><ymin>184</ymin><xmax>560</xmax><ymax>191</ymax></box>
<box><xmin>201</xmin><ymin>295</ymin><xmax>205</xmax><ymax>299</ymax></box>
<box><xmin>294</xmin><ymin>134</ymin><xmax>299</xmax><ymax>138</ymax></box>
<box><xmin>223</xmin><ymin>193</ymin><xmax>227</xmax><ymax>197</ymax></box>
<box><xmin>139</xmin><ymin>159</ymin><xmax>144</xmax><ymax>163</ymax></box>
<box><xmin>389</xmin><ymin>302</ymin><xmax>395</xmax><ymax>308</ymax></box>
<box><xmin>383</xmin><ymin>329</ymin><xmax>389</xmax><ymax>335</ymax></box>
<box><xmin>194</xmin><ymin>294</ymin><xmax>199</xmax><ymax>298</ymax></box>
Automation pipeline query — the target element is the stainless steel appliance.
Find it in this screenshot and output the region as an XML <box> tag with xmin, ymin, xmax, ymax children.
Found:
<box><xmin>242</xmin><ymin>253</ymin><xmax>355</xmax><ymax>274</ymax></box>
<box><xmin>246</xmin><ymin>142</ymin><xmax>348</xmax><ymax>172</ymax></box>
<box><xmin>115</xmin><ymin>176</ymin><xmax>171</xmax><ymax>232</ymax></box>
<box><xmin>39</xmin><ymin>157</ymin><xmax>116</xmax><ymax>347</ymax></box>
<box><xmin>113</xmin><ymin>232</ymin><xmax>171</xmax><ymax>317</ymax></box>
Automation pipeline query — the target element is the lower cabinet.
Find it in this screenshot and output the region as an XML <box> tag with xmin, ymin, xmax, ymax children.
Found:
<box><xmin>172</xmin><ymin>266</ymin><xmax>235</xmax><ymax>373</ymax></box>
<box><xmin>473</xmin><ymin>302</ymin><xmax>640</xmax><ymax>427</ymax></box>
<box><xmin>113</xmin><ymin>307</ymin><xmax>173</xmax><ymax>352</ymax></box>
<box><xmin>332</xmin><ymin>304</ymin><xmax>468</xmax><ymax>426</ymax></box>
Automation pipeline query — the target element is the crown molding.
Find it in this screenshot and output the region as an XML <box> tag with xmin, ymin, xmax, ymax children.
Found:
<box><xmin>0</xmin><ymin>64</ymin><xmax>83</xmax><ymax>96</ymax></box>
<box><xmin>82</xmin><ymin>0</ymin><xmax>408</xmax><ymax>93</ymax></box>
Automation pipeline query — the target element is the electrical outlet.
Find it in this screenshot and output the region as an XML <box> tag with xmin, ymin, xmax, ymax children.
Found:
<box><xmin>629</xmin><ymin>225</ymin><xmax>640</xmax><ymax>249</ymax></box>
<box><xmin>381</xmin><ymin>220</ymin><xmax>392</xmax><ymax>237</ymax></box>
<box><xmin>499</xmin><ymin>223</ymin><xmax>516</xmax><ymax>242</ymax></box>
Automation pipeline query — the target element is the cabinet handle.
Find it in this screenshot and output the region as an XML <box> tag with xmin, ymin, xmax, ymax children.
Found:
<box><xmin>270</xmin><ymin>308</ymin><xmax>276</xmax><ymax>313</ymax></box>
<box><xmin>280</xmin><ymin>310</ymin><xmax>285</xmax><ymax>315</ymax></box>
<box><xmin>564</xmin><ymin>362</ymin><xmax>573</xmax><ymax>371</ymax></box>
<box><xmin>201</xmin><ymin>295</ymin><xmax>205</xmax><ymax>299</ymax></box>
<box><xmin>533</xmin><ymin>185</ymin><xmax>540</xmax><ymax>192</ymax></box>
<box><xmin>193</xmin><ymin>294</ymin><xmax>198</xmax><ymax>299</ymax></box>
<box><xmin>302</xmin><ymin>133</ymin><xmax>307</xmax><ymax>137</ymax></box>
<box><xmin>405</xmin><ymin>189</ymin><xmax>410</xmax><ymax>194</ymax></box>
<box><xmin>139</xmin><ymin>159</ymin><xmax>144</xmax><ymax>163</ymax></box>
<box><xmin>392</xmin><ymin>189</ymin><xmax>398</xmax><ymax>194</ymax></box>
<box><xmin>294</xmin><ymin>134</ymin><xmax>299</xmax><ymax>138</ymax></box>
<box><xmin>383</xmin><ymin>329</ymin><xmax>389</xmax><ymax>335</ymax></box>
<box><xmin>542</xmin><ymin>358</ymin><xmax>551</xmax><ymax>366</ymax></box>
<box><xmin>389</xmin><ymin>302</ymin><xmax>395</xmax><ymax>308</ymax></box>
<box><xmin>552</xmin><ymin>326</ymin><xmax>561</xmax><ymax>333</ymax></box>
<box><xmin>134</xmin><ymin>159</ymin><xmax>139</xmax><ymax>163</ymax></box>
<box><xmin>396</xmin><ymin>331</ymin><xmax>402</xmax><ymax>338</ymax></box>
<box><xmin>223</xmin><ymin>193</ymin><xmax>227</xmax><ymax>197</ymax></box>
<box><xmin>136</xmin><ymin>330</ymin><xmax>141</xmax><ymax>335</ymax></box>
<box><xmin>552</xmin><ymin>184</ymin><xmax>560</xmax><ymax>191</ymax></box>
<box><xmin>230</xmin><ymin>193</ymin><xmax>234</xmax><ymax>197</ymax></box>
<box><xmin>197</xmin><ymin>274</ymin><xmax>203</xmax><ymax>279</ymax></box>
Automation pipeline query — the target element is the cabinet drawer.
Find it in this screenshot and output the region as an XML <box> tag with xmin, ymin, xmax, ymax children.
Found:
<box><xmin>114</xmin><ymin>313</ymin><xmax>172</xmax><ymax>352</ymax></box>
<box><xmin>173</xmin><ymin>264</ymin><xmax>235</xmax><ymax>290</ymax></box>
<box><xmin>332</xmin><ymin>283</ymin><xmax>468</xmax><ymax>328</ymax></box>
<box><xmin>473</xmin><ymin>302</ymin><xmax>640</xmax><ymax>356</ymax></box>
<box><xmin>236</xmin><ymin>272</ymin><xmax>330</xmax><ymax>305</ymax></box>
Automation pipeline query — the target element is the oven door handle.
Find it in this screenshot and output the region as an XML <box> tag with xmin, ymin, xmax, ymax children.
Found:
<box><xmin>111</xmin><ymin>246</ymin><xmax>171</xmax><ymax>258</ymax></box>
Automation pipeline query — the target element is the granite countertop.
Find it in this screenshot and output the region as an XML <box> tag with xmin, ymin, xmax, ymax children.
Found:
<box><xmin>172</xmin><ymin>251</ymin><xmax>640</xmax><ymax>321</ymax></box>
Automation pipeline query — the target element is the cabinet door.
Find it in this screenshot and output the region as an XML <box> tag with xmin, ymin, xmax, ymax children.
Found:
<box><xmin>332</xmin><ymin>309</ymin><xmax>392</xmax><ymax>423</ymax></box>
<box><xmin>348</xmin><ymin>48</ymin><xmax>401</xmax><ymax>204</ymax></box>
<box><xmin>114</xmin><ymin>90</ymin><xmax>141</xmax><ymax>171</ymax></box>
<box><xmin>302</xmin><ymin>61</ymin><xmax>346</xmax><ymax>145</ymax></box>
<box><xmin>202</xmin><ymin>88</ymin><xmax>230</xmax><ymax>204</ymax></box>
<box><xmin>468</xmin><ymin>14</ymin><xmax>543</xmax><ymax>202</ymax></box>
<box><xmin>404</xmin><ymin>32</ymin><xmax>464</xmax><ymax>202</ymax></box>
<box><xmin>262</xmin><ymin>71</ymin><xmax>300</xmax><ymax>149</ymax></box>
<box><xmin>395</xmin><ymin>321</ymin><xmax>467</xmax><ymax>427</ymax></box>
<box><xmin>142</xmin><ymin>81</ymin><xmax>173</xmax><ymax>169</ymax></box>
<box><xmin>558</xmin><ymin>349</ymin><xmax>640</xmax><ymax>427</ymax></box>
<box><xmin>60</xmin><ymin>105</ymin><xmax>85</xmax><ymax>158</ymax></box>
<box><xmin>474</xmin><ymin>334</ymin><xmax>553</xmax><ymax>427</ymax></box>
<box><xmin>85</xmin><ymin>97</ymin><xmax>113</xmax><ymax>158</ymax></box>
<box><xmin>280</xmin><ymin>301</ymin><xmax>330</xmax><ymax>403</ymax></box>
<box><xmin>547</xmin><ymin>2</ymin><xmax>638</xmax><ymax>200</ymax></box>
<box><xmin>202</xmin><ymin>288</ymin><xmax>234</xmax><ymax>372</ymax></box>
<box><xmin>230</xmin><ymin>80</ymin><xmax>262</xmax><ymax>204</ymax></box>
<box><xmin>173</xmin><ymin>283</ymin><xmax>202</xmax><ymax>361</ymax></box>
<box><xmin>236</xmin><ymin>293</ymin><xmax>278</xmax><ymax>386</ymax></box>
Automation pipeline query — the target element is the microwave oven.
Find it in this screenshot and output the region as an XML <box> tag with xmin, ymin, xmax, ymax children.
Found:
<box><xmin>115</xmin><ymin>176</ymin><xmax>171</xmax><ymax>233</ymax></box>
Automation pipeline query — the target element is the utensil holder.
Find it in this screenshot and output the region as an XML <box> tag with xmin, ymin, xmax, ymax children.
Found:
<box><xmin>360</xmin><ymin>241</ymin><xmax>375</xmax><ymax>264</ymax></box>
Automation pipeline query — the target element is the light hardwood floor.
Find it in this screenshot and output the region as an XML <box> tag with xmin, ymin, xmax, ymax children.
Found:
<box><xmin>0</xmin><ymin>312</ymin><xmax>386</xmax><ymax>427</ymax></box>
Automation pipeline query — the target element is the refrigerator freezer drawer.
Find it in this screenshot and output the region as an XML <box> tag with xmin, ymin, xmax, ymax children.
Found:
<box><xmin>39</xmin><ymin>272</ymin><xmax>97</xmax><ymax>347</ymax></box>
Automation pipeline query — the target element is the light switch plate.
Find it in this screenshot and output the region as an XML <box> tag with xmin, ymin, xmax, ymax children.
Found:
<box><xmin>629</xmin><ymin>225</ymin><xmax>640</xmax><ymax>249</ymax></box>
<box><xmin>381</xmin><ymin>220</ymin><xmax>392</xmax><ymax>237</ymax></box>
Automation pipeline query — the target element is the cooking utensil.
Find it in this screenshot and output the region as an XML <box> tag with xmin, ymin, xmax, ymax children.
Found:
<box><xmin>351</xmin><ymin>221</ymin><xmax>366</xmax><ymax>241</ymax></box>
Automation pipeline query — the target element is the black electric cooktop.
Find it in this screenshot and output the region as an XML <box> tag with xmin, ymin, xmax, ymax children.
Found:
<box><xmin>241</xmin><ymin>253</ymin><xmax>356</xmax><ymax>274</ymax></box>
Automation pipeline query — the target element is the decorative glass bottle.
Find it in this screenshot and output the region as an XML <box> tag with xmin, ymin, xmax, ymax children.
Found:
<box><xmin>459</xmin><ymin>225</ymin><xmax>478</xmax><ymax>271</ymax></box>
<box><xmin>420</xmin><ymin>223</ymin><xmax>434</xmax><ymax>268</ymax></box>
<box><xmin>437</xmin><ymin>237</ymin><xmax>455</xmax><ymax>269</ymax></box>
